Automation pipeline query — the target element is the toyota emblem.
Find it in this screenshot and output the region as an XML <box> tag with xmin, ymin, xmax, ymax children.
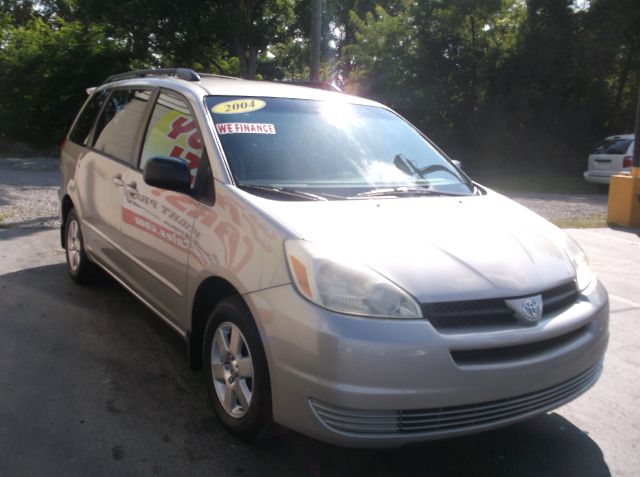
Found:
<box><xmin>522</xmin><ymin>298</ymin><xmax>542</xmax><ymax>320</ymax></box>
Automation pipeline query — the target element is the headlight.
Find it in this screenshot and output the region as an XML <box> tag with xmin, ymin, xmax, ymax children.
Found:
<box><xmin>285</xmin><ymin>240</ymin><xmax>423</xmax><ymax>319</ymax></box>
<box><xmin>564</xmin><ymin>236</ymin><xmax>593</xmax><ymax>291</ymax></box>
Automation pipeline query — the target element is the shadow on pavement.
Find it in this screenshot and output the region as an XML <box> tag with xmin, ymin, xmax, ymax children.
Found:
<box><xmin>609</xmin><ymin>225</ymin><xmax>640</xmax><ymax>238</ymax></box>
<box><xmin>0</xmin><ymin>157</ymin><xmax>60</xmax><ymax>188</ymax></box>
<box><xmin>0</xmin><ymin>263</ymin><xmax>610</xmax><ymax>477</ymax></box>
<box><xmin>271</xmin><ymin>413</ymin><xmax>610</xmax><ymax>477</ymax></box>
<box><xmin>0</xmin><ymin>219</ymin><xmax>60</xmax><ymax>237</ymax></box>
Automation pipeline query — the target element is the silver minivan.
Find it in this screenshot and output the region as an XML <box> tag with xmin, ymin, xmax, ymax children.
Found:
<box><xmin>60</xmin><ymin>69</ymin><xmax>608</xmax><ymax>447</ymax></box>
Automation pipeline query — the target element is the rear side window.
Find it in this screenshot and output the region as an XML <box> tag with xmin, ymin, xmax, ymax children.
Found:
<box><xmin>592</xmin><ymin>138</ymin><xmax>633</xmax><ymax>155</ymax></box>
<box><xmin>93</xmin><ymin>89</ymin><xmax>151</xmax><ymax>163</ymax></box>
<box><xmin>68</xmin><ymin>90</ymin><xmax>109</xmax><ymax>146</ymax></box>
<box><xmin>140</xmin><ymin>91</ymin><xmax>203</xmax><ymax>183</ymax></box>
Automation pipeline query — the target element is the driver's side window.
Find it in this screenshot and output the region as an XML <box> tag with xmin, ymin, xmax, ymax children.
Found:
<box><xmin>140</xmin><ymin>91</ymin><xmax>204</xmax><ymax>185</ymax></box>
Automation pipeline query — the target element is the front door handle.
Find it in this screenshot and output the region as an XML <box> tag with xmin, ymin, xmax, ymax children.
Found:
<box><xmin>124</xmin><ymin>180</ymin><xmax>138</xmax><ymax>198</ymax></box>
<box><xmin>112</xmin><ymin>174</ymin><xmax>125</xmax><ymax>186</ymax></box>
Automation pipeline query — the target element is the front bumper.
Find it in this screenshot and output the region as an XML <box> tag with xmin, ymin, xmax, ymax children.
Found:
<box><xmin>246</xmin><ymin>279</ymin><xmax>609</xmax><ymax>447</ymax></box>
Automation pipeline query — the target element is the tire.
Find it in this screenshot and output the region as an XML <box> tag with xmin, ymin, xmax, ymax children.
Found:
<box><xmin>203</xmin><ymin>296</ymin><xmax>275</xmax><ymax>441</ymax></box>
<box><xmin>64</xmin><ymin>209</ymin><xmax>98</xmax><ymax>284</ymax></box>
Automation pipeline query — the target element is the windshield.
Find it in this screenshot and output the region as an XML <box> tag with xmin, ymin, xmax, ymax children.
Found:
<box><xmin>206</xmin><ymin>96</ymin><xmax>474</xmax><ymax>199</ymax></box>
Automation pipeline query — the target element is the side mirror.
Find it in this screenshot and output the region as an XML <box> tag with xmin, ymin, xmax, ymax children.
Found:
<box><xmin>451</xmin><ymin>159</ymin><xmax>463</xmax><ymax>170</ymax></box>
<box><xmin>143</xmin><ymin>156</ymin><xmax>191</xmax><ymax>194</ymax></box>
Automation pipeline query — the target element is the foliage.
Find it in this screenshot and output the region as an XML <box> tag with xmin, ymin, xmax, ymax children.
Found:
<box><xmin>344</xmin><ymin>3</ymin><xmax>416</xmax><ymax>107</ymax></box>
<box><xmin>0</xmin><ymin>0</ymin><xmax>638</xmax><ymax>170</ymax></box>
<box><xmin>0</xmin><ymin>16</ymin><xmax>129</xmax><ymax>147</ymax></box>
<box><xmin>205</xmin><ymin>0</ymin><xmax>296</xmax><ymax>79</ymax></box>
<box><xmin>346</xmin><ymin>0</ymin><xmax>640</xmax><ymax>172</ymax></box>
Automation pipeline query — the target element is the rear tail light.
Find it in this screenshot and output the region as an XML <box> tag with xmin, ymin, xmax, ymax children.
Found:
<box><xmin>623</xmin><ymin>156</ymin><xmax>632</xmax><ymax>168</ymax></box>
<box><xmin>59</xmin><ymin>139</ymin><xmax>66</xmax><ymax>154</ymax></box>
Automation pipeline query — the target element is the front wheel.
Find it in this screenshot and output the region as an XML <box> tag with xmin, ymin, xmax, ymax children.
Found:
<box><xmin>203</xmin><ymin>296</ymin><xmax>275</xmax><ymax>441</ymax></box>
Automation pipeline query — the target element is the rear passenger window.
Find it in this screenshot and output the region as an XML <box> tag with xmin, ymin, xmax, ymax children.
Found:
<box><xmin>93</xmin><ymin>89</ymin><xmax>151</xmax><ymax>163</ymax></box>
<box><xmin>68</xmin><ymin>90</ymin><xmax>109</xmax><ymax>146</ymax></box>
<box><xmin>140</xmin><ymin>92</ymin><xmax>203</xmax><ymax>184</ymax></box>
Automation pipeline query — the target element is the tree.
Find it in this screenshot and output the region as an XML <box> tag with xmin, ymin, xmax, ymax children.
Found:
<box><xmin>0</xmin><ymin>17</ymin><xmax>130</xmax><ymax>147</ymax></box>
<box><xmin>206</xmin><ymin>0</ymin><xmax>295</xmax><ymax>79</ymax></box>
<box><xmin>344</xmin><ymin>3</ymin><xmax>415</xmax><ymax>107</ymax></box>
<box><xmin>582</xmin><ymin>0</ymin><xmax>640</xmax><ymax>132</ymax></box>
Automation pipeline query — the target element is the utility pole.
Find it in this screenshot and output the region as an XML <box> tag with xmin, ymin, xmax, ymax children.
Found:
<box><xmin>310</xmin><ymin>0</ymin><xmax>322</xmax><ymax>82</ymax></box>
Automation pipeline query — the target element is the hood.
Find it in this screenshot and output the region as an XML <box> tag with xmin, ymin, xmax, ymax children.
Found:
<box><xmin>252</xmin><ymin>191</ymin><xmax>576</xmax><ymax>303</ymax></box>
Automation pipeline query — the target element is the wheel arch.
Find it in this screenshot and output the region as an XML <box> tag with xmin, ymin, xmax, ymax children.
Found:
<box><xmin>60</xmin><ymin>195</ymin><xmax>75</xmax><ymax>248</ymax></box>
<box><xmin>189</xmin><ymin>276</ymin><xmax>243</xmax><ymax>370</ymax></box>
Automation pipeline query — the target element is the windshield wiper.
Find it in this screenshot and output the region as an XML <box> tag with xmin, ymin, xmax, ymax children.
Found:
<box><xmin>392</xmin><ymin>153</ymin><xmax>477</xmax><ymax>192</ymax></box>
<box><xmin>354</xmin><ymin>186</ymin><xmax>466</xmax><ymax>198</ymax></box>
<box><xmin>237</xmin><ymin>184</ymin><xmax>329</xmax><ymax>201</ymax></box>
<box><xmin>393</xmin><ymin>154</ymin><xmax>427</xmax><ymax>180</ymax></box>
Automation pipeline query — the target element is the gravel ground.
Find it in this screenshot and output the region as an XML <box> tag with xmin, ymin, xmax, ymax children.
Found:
<box><xmin>0</xmin><ymin>156</ymin><xmax>608</xmax><ymax>229</ymax></box>
<box><xmin>0</xmin><ymin>157</ymin><xmax>61</xmax><ymax>229</ymax></box>
<box><xmin>508</xmin><ymin>192</ymin><xmax>607</xmax><ymax>224</ymax></box>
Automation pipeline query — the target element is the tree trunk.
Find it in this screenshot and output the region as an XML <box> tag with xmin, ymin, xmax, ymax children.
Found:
<box><xmin>611</xmin><ymin>43</ymin><xmax>636</xmax><ymax>130</ymax></box>
<box><xmin>469</xmin><ymin>14</ymin><xmax>478</xmax><ymax>109</ymax></box>
<box><xmin>234</xmin><ymin>40</ymin><xmax>248</xmax><ymax>79</ymax></box>
<box><xmin>247</xmin><ymin>47</ymin><xmax>258</xmax><ymax>79</ymax></box>
<box><xmin>310</xmin><ymin>0</ymin><xmax>322</xmax><ymax>81</ymax></box>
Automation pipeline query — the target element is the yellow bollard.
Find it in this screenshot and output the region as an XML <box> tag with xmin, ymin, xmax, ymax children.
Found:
<box><xmin>607</xmin><ymin>168</ymin><xmax>640</xmax><ymax>227</ymax></box>
<box><xmin>608</xmin><ymin>87</ymin><xmax>640</xmax><ymax>228</ymax></box>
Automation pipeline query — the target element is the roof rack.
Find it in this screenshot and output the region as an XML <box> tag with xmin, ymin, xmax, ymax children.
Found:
<box><xmin>102</xmin><ymin>68</ymin><xmax>201</xmax><ymax>85</ymax></box>
<box><xmin>281</xmin><ymin>80</ymin><xmax>342</xmax><ymax>92</ymax></box>
<box><xmin>198</xmin><ymin>73</ymin><xmax>243</xmax><ymax>81</ymax></box>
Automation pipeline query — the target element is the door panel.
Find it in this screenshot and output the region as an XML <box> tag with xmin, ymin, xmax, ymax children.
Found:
<box><xmin>75</xmin><ymin>151</ymin><xmax>130</xmax><ymax>270</ymax></box>
<box><xmin>118</xmin><ymin>91</ymin><xmax>205</xmax><ymax>324</ymax></box>
<box><xmin>75</xmin><ymin>88</ymin><xmax>153</xmax><ymax>279</ymax></box>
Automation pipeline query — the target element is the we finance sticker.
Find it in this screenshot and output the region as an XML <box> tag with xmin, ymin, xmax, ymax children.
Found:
<box><xmin>216</xmin><ymin>123</ymin><xmax>276</xmax><ymax>135</ymax></box>
<box><xmin>212</xmin><ymin>98</ymin><xmax>266</xmax><ymax>115</ymax></box>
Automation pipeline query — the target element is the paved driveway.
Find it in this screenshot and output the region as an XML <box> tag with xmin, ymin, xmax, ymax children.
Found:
<box><xmin>0</xmin><ymin>226</ymin><xmax>638</xmax><ymax>477</ymax></box>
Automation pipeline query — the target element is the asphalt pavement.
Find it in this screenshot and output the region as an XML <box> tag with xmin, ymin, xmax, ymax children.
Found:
<box><xmin>0</xmin><ymin>226</ymin><xmax>638</xmax><ymax>477</ymax></box>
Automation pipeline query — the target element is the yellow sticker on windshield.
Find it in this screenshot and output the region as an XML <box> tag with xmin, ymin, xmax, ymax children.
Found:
<box><xmin>212</xmin><ymin>99</ymin><xmax>266</xmax><ymax>115</ymax></box>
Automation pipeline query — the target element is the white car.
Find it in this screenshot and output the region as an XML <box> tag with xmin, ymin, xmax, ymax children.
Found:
<box><xmin>584</xmin><ymin>134</ymin><xmax>634</xmax><ymax>185</ymax></box>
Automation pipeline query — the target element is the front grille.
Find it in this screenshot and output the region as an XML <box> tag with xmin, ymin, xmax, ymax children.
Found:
<box><xmin>310</xmin><ymin>363</ymin><xmax>601</xmax><ymax>436</ymax></box>
<box><xmin>422</xmin><ymin>281</ymin><xmax>579</xmax><ymax>331</ymax></box>
<box><xmin>450</xmin><ymin>325</ymin><xmax>589</xmax><ymax>366</ymax></box>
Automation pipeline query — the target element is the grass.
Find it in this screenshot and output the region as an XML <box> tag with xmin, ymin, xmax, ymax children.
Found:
<box><xmin>0</xmin><ymin>213</ymin><xmax>9</xmax><ymax>229</ymax></box>
<box><xmin>551</xmin><ymin>215</ymin><xmax>608</xmax><ymax>229</ymax></box>
<box><xmin>472</xmin><ymin>172</ymin><xmax>599</xmax><ymax>194</ymax></box>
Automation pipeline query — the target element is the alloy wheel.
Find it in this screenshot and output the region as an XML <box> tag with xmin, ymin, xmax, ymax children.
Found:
<box><xmin>210</xmin><ymin>321</ymin><xmax>254</xmax><ymax>418</ymax></box>
<box><xmin>67</xmin><ymin>218</ymin><xmax>82</xmax><ymax>273</ymax></box>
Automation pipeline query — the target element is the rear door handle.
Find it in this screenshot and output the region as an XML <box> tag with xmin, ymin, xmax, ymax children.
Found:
<box><xmin>126</xmin><ymin>180</ymin><xmax>137</xmax><ymax>190</ymax></box>
<box><xmin>112</xmin><ymin>174</ymin><xmax>125</xmax><ymax>186</ymax></box>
